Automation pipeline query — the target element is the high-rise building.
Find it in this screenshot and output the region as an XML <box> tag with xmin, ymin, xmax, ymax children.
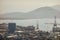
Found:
<box><xmin>8</xmin><ymin>23</ymin><xmax>16</xmax><ymax>34</ymax></box>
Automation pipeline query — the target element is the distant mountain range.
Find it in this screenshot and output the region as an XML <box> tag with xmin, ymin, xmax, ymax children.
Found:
<box><xmin>53</xmin><ymin>5</ymin><xmax>60</xmax><ymax>11</ymax></box>
<box><xmin>0</xmin><ymin>6</ymin><xmax>60</xmax><ymax>19</ymax></box>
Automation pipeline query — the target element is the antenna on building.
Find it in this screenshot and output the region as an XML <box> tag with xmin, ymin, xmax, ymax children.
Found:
<box><xmin>36</xmin><ymin>20</ymin><xmax>39</xmax><ymax>29</ymax></box>
<box><xmin>36</xmin><ymin>20</ymin><xmax>40</xmax><ymax>31</ymax></box>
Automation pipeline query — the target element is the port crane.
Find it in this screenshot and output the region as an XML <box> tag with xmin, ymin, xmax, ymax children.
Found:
<box><xmin>45</xmin><ymin>16</ymin><xmax>60</xmax><ymax>27</ymax></box>
<box><xmin>45</xmin><ymin>16</ymin><xmax>60</xmax><ymax>32</ymax></box>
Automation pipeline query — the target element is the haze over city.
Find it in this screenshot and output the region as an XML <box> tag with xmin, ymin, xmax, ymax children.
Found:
<box><xmin>0</xmin><ymin>0</ymin><xmax>60</xmax><ymax>31</ymax></box>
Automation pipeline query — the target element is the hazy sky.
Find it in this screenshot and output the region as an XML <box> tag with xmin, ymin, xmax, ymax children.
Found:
<box><xmin>0</xmin><ymin>0</ymin><xmax>60</xmax><ymax>14</ymax></box>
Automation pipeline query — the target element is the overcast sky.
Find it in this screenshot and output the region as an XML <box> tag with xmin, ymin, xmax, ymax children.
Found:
<box><xmin>0</xmin><ymin>0</ymin><xmax>60</xmax><ymax>14</ymax></box>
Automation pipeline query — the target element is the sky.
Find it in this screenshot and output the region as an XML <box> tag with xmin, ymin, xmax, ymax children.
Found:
<box><xmin>0</xmin><ymin>0</ymin><xmax>60</xmax><ymax>31</ymax></box>
<box><xmin>0</xmin><ymin>0</ymin><xmax>60</xmax><ymax>14</ymax></box>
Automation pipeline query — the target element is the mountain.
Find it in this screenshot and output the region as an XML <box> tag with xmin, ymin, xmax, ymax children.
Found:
<box><xmin>26</xmin><ymin>7</ymin><xmax>60</xmax><ymax>18</ymax></box>
<box><xmin>0</xmin><ymin>7</ymin><xmax>60</xmax><ymax>19</ymax></box>
<box><xmin>53</xmin><ymin>5</ymin><xmax>60</xmax><ymax>11</ymax></box>
<box><xmin>0</xmin><ymin>12</ymin><xmax>27</xmax><ymax>19</ymax></box>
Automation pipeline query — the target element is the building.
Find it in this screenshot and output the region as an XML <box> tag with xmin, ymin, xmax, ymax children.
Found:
<box><xmin>24</xmin><ymin>25</ymin><xmax>35</xmax><ymax>32</ymax></box>
<box><xmin>8</xmin><ymin>23</ymin><xmax>16</xmax><ymax>34</ymax></box>
<box><xmin>16</xmin><ymin>25</ymin><xmax>35</xmax><ymax>32</ymax></box>
<box><xmin>0</xmin><ymin>23</ymin><xmax>8</xmax><ymax>34</ymax></box>
<box><xmin>53</xmin><ymin>27</ymin><xmax>60</xmax><ymax>32</ymax></box>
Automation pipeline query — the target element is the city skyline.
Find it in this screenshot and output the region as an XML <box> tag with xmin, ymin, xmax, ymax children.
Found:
<box><xmin>0</xmin><ymin>18</ymin><xmax>60</xmax><ymax>31</ymax></box>
<box><xmin>0</xmin><ymin>0</ymin><xmax>60</xmax><ymax>31</ymax></box>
